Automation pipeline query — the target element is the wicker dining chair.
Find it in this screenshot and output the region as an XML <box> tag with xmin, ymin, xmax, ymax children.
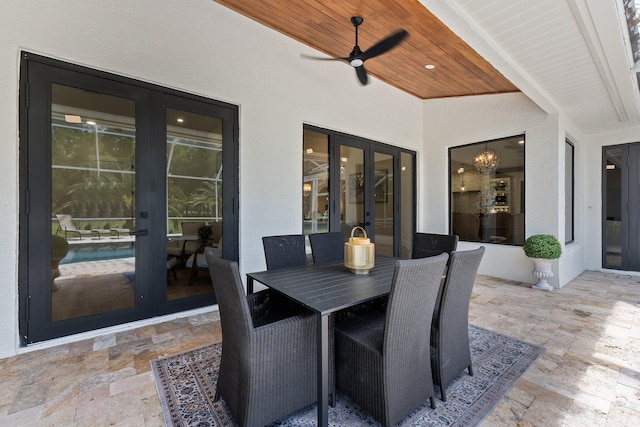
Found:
<box><xmin>334</xmin><ymin>254</ymin><xmax>448</xmax><ymax>426</ymax></box>
<box><xmin>205</xmin><ymin>252</ymin><xmax>317</xmax><ymax>427</ymax></box>
<box><xmin>431</xmin><ymin>246</ymin><xmax>485</xmax><ymax>401</ymax></box>
<box><xmin>309</xmin><ymin>231</ymin><xmax>345</xmax><ymax>264</ymax></box>
<box><xmin>262</xmin><ymin>234</ymin><xmax>308</xmax><ymax>270</ymax></box>
<box><xmin>262</xmin><ymin>232</ymin><xmax>338</xmax><ymax>405</ymax></box>
<box><xmin>411</xmin><ymin>232</ymin><xmax>459</xmax><ymax>259</ymax></box>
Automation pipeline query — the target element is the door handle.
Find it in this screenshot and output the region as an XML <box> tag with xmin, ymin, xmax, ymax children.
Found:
<box><xmin>130</xmin><ymin>229</ymin><xmax>148</xmax><ymax>236</ymax></box>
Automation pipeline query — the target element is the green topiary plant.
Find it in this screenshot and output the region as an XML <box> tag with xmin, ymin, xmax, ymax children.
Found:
<box><xmin>198</xmin><ymin>224</ymin><xmax>212</xmax><ymax>241</ymax></box>
<box><xmin>523</xmin><ymin>234</ymin><xmax>562</xmax><ymax>259</ymax></box>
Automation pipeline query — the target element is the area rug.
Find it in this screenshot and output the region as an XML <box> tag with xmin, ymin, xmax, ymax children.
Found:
<box><xmin>151</xmin><ymin>325</ymin><xmax>544</xmax><ymax>426</ymax></box>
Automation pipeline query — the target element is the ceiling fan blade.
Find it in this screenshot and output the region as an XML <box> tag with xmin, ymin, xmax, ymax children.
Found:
<box><xmin>356</xmin><ymin>65</ymin><xmax>368</xmax><ymax>85</ymax></box>
<box><xmin>361</xmin><ymin>30</ymin><xmax>408</xmax><ymax>61</ymax></box>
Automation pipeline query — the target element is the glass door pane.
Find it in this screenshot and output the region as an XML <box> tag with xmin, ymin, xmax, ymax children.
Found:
<box><xmin>400</xmin><ymin>152</ymin><xmax>414</xmax><ymax>258</ymax></box>
<box><xmin>165</xmin><ymin>108</ymin><xmax>222</xmax><ymax>299</ymax></box>
<box><xmin>604</xmin><ymin>147</ymin><xmax>623</xmax><ymax>269</ymax></box>
<box><xmin>303</xmin><ymin>130</ymin><xmax>329</xmax><ymax>234</ymax></box>
<box><xmin>51</xmin><ymin>84</ymin><xmax>136</xmax><ymax>321</ymax></box>
<box><xmin>341</xmin><ymin>145</ymin><xmax>365</xmax><ymax>238</ymax></box>
<box><xmin>373</xmin><ymin>152</ymin><xmax>394</xmax><ymax>256</ymax></box>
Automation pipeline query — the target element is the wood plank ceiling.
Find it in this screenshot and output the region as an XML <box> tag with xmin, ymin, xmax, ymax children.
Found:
<box><xmin>213</xmin><ymin>0</ymin><xmax>519</xmax><ymax>99</ymax></box>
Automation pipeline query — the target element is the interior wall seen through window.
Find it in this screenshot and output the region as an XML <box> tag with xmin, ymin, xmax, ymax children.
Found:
<box><xmin>449</xmin><ymin>135</ymin><xmax>525</xmax><ymax>245</ymax></box>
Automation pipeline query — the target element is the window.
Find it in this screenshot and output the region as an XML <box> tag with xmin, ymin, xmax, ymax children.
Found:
<box><xmin>565</xmin><ymin>140</ymin><xmax>574</xmax><ymax>244</ymax></box>
<box><xmin>449</xmin><ymin>135</ymin><xmax>525</xmax><ymax>245</ymax></box>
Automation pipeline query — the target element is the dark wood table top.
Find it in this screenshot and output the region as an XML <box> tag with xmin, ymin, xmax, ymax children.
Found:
<box><xmin>246</xmin><ymin>256</ymin><xmax>398</xmax><ymax>316</ymax></box>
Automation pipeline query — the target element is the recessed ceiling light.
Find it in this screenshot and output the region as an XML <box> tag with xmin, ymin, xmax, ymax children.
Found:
<box><xmin>65</xmin><ymin>115</ymin><xmax>82</xmax><ymax>123</ymax></box>
<box><xmin>341</xmin><ymin>157</ymin><xmax>348</xmax><ymax>162</ymax></box>
<box><xmin>86</xmin><ymin>121</ymin><xmax>96</xmax><ymax>126</ymax></box>
<box><xmin>306</xmin><ymin>148</ymin><xmax>313</xmax><ymax>154</ymax></box>
<box><xmin>177</xmin><ymin>118</ymin><xmax>184</xmax><ymax>123</ymax></box>
<box><xmin>518</xmin><ymin>140</ymin><xmax>525</xmax><ymax>144</ymax></box>
<box><xmin>424</xmin><ymin>64</ymin><xmax>435</xmax><ymax>70</ymax></box>
<box><xmin>606</xmin><ymin>164</ymin><xmax>615</xmax><ymax>170</ymax></box>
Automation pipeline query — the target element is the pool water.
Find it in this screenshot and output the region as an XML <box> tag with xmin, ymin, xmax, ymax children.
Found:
<box><xmin>60</xmin><ymin>247</ymin><xmax>135</xmax><ymax>264</ymax></box>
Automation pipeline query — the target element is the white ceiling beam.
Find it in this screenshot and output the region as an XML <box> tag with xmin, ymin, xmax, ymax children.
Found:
<box><xmin>418</xmin><ymin>0</ymin><xmax>561</xmax><ymax>115</ymax></box>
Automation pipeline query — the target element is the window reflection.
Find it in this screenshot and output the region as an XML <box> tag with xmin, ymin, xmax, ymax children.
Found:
<box><xmin>51</xmin><ymin>84</ymin><xmax>136</xmax><ymax>321</ymax></box>
<box><xmin>303</xmin><ymin>130</ymin><xmax>329</xmax><ymax>234</ymax></box>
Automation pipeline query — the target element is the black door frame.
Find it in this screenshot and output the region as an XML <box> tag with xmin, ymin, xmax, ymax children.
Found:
<box><xmin>307</xmin><ymin>124</ymin><xmax>414</xmax><ymax>256</ymax></box>
<box><xmin>602</xmin><ymin>143</ymin><xmax>640</xmax><ymax>271</ymax></box>
<box><xmin>19</xmin><ymin>52</ymin><xmax>239</xmax><ymax>344</ymax></box>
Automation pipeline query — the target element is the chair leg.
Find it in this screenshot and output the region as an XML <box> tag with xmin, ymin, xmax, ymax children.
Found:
<box><xmin>189</xmin><ymin>265</ymin><xmax>198</xmax><ymax>286</ymax></box>
<box><xmin>468</xmin><ymin>365</ymin><xmax>474</xmax><ymax>376</ymax></box>
<box><xmin>440</xmin><ymin>385</ymin><xmax>447</xmax><ymax>402</ymax></box>
<box><xmin>430</xmin><ymin>396</ymin><xmax>436</xmax><ymax>409</ymax></box>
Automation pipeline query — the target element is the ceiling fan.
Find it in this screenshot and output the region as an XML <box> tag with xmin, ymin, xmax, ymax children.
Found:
<box><xmin>304</xmin><ymin>16</ymin><xmax>408</xmax><ymax>85</ymax></box>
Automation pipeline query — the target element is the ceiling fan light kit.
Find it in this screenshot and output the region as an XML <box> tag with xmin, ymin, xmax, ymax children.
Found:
<box><xmin>304</xmin><ymin>16</ymin><xmax>408</xmax><ymax>85</ymax></box>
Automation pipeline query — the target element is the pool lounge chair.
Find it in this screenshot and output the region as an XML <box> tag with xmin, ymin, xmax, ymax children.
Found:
<box><xmin>109</xmin><ymin>227</ymin><xmax>130</xmax><ymax>238</ymax></box>
<box><xmin>55</xmin><ymin>214</ymin><xmax>111</xmax><ymax>240</ymax></box>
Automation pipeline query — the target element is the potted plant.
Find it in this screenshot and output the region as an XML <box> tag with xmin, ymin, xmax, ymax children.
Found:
<box><xmin>197</xmin><ymin>224</ymin><xmax>212</xmax><ymax>242</ymax></box>
<box><xmin>523</xmin><ymin>234</ymin><xmax>562</xmax><ymax>291</ymax></box>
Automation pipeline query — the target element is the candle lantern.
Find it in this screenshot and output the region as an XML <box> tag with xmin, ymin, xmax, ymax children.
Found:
<box><xmin>344</xmin><ymin>226</ymin><xmax>375</xmax><ymax>274</ymax></box>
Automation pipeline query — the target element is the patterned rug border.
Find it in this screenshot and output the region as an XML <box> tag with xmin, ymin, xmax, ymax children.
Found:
<box><xmin>151</xmin><ymin>325</ymin><xmax>544</xmax><ymax>426</ymax></box>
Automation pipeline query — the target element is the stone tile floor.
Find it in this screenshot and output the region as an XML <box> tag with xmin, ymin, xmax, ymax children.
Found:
<box><xmin>0</xmin><ymin>270</ymin><xmax>639</xmax><ymax>426</ymax></box>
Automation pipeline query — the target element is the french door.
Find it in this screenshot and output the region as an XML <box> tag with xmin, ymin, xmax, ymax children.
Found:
<box><xmin>603</xmin><ymin>143</ymin><xmax>640</xmax><ymax>270</ymax></box>
<box><xmin>303</xmin><ymin>125</ymin><xmax>415</xmax><ymax>257</ymax></box>
<box><xmin>19</xmin><ymin>53</ymin><xmax>238</xmax><ymax>343</ymax></box>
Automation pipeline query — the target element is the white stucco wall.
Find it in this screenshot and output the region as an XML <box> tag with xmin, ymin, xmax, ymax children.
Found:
<box><xmin>422</xmin><ymin>92</ymin><xmax>588</xmax><ymax>286</ymax></box>
<box><xmin>0</xmin><ymin>0</ymin><xmax>424</xmax><ymax>358</ymax></box>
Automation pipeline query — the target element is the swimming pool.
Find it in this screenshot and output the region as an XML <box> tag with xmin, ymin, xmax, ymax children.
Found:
<box><xmin>60</xmin><ymin>247</ymin><xmax>135</xmax><ymax>264</ymax></box>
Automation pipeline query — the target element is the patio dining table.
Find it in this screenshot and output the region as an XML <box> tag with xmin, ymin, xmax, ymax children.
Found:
<box><xmin>246</xmin><ymin>255</ymin><xmax>399</xmax><ymax>427</ymax></box>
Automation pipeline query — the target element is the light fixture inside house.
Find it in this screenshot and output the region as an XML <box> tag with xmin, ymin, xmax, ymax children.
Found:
<box><xmin>177</xmin><ymin>118</ymin><xmax>184</xmax><ymax>123</ymax></box>
<box><xmin>606</xmin><ymin>164</ymin><xmax>616</xmax><ymax>170</ymax></box>
<box><xmin>424</xmin><ymin>64</ymin><xmax>435</xmax><ymax>70</ymax></box>
<box><xmin>65</xmin><ymin>114</ymin><xmax>82</xmax><ymax>123</ymax></box>
<box><xmin>472</xmin><ymin>145</ymin><xmax>501</xmax><ymax>175</ymax></box>
<box><xmin>86</xmin><ymin>120</ymin><xmax>96</xmax><ymax>126</ymax></box>
<box><xmin>306</xmin><ymin>148</ymin><xmax>314</xmax><ymax>154</ymax></box>
<box><xmin>303</xmin><ymin>182</ymin><xmax>312</xmax><ymax>196</ymax></box>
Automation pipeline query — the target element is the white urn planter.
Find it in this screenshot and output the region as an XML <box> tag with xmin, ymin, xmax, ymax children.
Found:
<box><xmin>523</xmin><ymin>234</ymin><xmax>562</xmax><ymax>292</ymax></box>
<box><xmin>531</xmin><ymin>258</ymin><xmax>554</xmax><ymax>291</ymax></box>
